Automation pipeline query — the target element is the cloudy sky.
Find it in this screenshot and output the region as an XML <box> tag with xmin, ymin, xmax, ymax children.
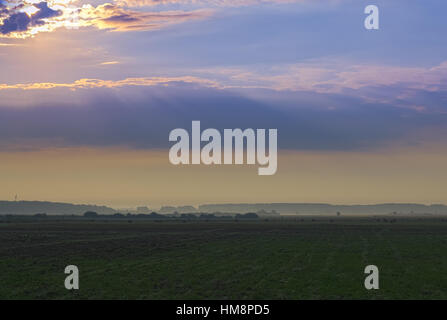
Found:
<box><xmin>0</xmin><ymin>0</ymin><xmax>446</xmax><ymax>208</ymax></box>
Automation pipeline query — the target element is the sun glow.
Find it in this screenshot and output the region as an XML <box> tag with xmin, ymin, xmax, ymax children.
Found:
<box><xmin>21</xmin><ymin>6</ymin><xmax>39</xmax><ymax>17</ymax></box>
<box><xmin>0</xmin><ymin>0</ymin><xmax>81</xmax><ymax>38</ymax></box>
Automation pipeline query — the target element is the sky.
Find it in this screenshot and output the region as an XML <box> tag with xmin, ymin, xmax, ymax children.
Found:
<box><xmin>0</xmin><ymin>0</ymin><xmax>446</xmax><ymax>208</ymax></box>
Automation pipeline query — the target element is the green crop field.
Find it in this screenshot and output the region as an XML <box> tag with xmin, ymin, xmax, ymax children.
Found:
<box><xmin>1</xmin><ymin>217</ymin><xmax>447</xmax><ymax>299</ymax></box>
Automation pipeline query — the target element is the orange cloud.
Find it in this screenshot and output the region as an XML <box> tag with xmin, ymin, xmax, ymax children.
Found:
<box><xmin>0</xmin><ymin>76</ymin><xmax>220</xmax><ymax>90</ymax></box>
<box><xmin>78</xmin><ymin>3</ymin><xmax>213</xmax><ymax>32</ymax></box>
<box><xmin>1</xmin><ymin>60</ymin><xmax>447</xmax><ymax>95</ymax></box>
<box><xmin>99</xmin><ymin>61</ymin><xmax>120</xmax><ymax>65</ymax></box>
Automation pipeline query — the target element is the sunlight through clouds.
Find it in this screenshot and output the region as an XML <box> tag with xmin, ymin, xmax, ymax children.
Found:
<box><xmin>0</xmin><ymin>0</ymin><xmax>338</xmax><ymax>38</ymax></box>
<box><xmin>0</xmin><ymin>0</ymin><xmax>213</xmax><ymax>38</ymax></box>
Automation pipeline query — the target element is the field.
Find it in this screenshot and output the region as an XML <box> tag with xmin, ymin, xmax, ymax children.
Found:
<box><xmin>1</xmin><ymin>217</ymin><xmax>447</xmax><ymax>299</ymax></box>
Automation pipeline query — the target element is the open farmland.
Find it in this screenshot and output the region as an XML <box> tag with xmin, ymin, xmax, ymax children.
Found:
<box><xmin>1</xmin><ymin>217</ymin><xmax>447</xmax><ymax>299</ymax></box>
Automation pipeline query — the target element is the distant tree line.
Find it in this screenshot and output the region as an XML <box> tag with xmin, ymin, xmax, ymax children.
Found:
<box><xmin>82</xmin><ymin>211</ymin><xmax>259</xmax><ymax>220</ymax></box>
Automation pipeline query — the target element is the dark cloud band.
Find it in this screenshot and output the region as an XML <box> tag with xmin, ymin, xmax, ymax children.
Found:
<box><xmin>0</xmin><ymin>83</ymin><xmax>446</xmax><ymax>151</ymax></box>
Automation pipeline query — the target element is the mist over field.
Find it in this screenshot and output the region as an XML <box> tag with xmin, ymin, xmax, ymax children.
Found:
<box><xmin>2</xmin><ymin>201</ymin><xmax>447</xmax><ymax>216</ymax></box>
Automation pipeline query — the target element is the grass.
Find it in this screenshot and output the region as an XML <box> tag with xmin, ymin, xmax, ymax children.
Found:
<box><xmin>1</xmin><ymin>218</ymin><xmax>447</xmax><ymax>299</ymax></box>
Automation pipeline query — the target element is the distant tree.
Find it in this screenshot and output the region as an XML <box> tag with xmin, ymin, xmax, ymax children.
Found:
<box><xmin>83</xmin><ymin>211</ymin><xmax>98</xmax><ymax>218</ymax></box>
<box><xmin>181</xmin><ymin>213</ymin><xmax>196</xmax><ymax>219</ymax></box>
<box><xmin>199</xmin><ymin>214</ymin><xmax>216</xmax><ymax>219</ymax></box>
<box><xmin>245</xmin><ymin>212</ymin><xmax>259</xmax><ymax>219</ymax></box>
<box><xmin>235</xmin><ymin>213</ymin><xmax>259</xmax><ymax>219</ymax></box>
<box><xmin>34</xmin><ymin>213</ymin><xmax>47</xmax><ymax>218</ymax></box>
<box><xmin>149</xmin><ymin>212</ymin><xmax>166</xmax><ymax>219</ymax></box>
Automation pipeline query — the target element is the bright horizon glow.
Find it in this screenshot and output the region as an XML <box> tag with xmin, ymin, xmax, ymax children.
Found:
<box><xmin>0</xmin><ymin>146</ymin><xmax>446</xmax><ymax>208</ymax></box>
